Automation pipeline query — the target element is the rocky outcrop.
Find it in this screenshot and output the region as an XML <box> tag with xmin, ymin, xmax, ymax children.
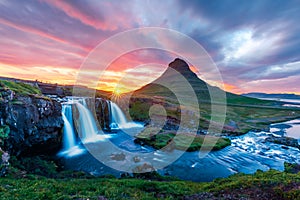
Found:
<box><xmin>265</xmin><ymin>135</ymin><xmax>300</xmax><ymax>149</ymax></box>
<box><xmin>0</xmin><ymin>88</ymin><xmax>63</xmax><ymax>156</ymax></box>
<box><xmin>94</xmin><ymin>98</ymin><xmax>111</xmax><ymax>131</ymax></box>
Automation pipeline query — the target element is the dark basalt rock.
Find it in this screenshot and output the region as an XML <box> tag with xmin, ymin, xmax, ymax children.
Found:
<box><xmin>94</xmin><ymin>98</ymin><xmax>111</xmax><ymax>131</ymax></box>
<box><xmin>265</xmin><ymin>135</ymin><xmax>300</xmax><ymax>149</ymax></box>
<box><xmin>0</xmin><ymin>89</ymin><xmax>63</xmax><ymax>156</ymax></box>
<box><xmin>168</xmin><ymin>58</ymin><xmax>190</xmax><ymax>72</ymax></box>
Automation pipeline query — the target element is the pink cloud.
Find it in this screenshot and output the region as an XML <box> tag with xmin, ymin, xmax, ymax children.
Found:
<box><xmin>43</xmin><ymin>0</ymin><xmax>133</xmax><ymax>31</ymax></box>
<box><xmin>0</xmin><ymin>18</ymin><xmax>88</xmax><ymax>52</ymax></box>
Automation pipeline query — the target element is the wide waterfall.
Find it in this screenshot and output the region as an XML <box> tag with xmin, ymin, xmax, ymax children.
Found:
<box><xmin>75</xmin><ymin>102</ymin><xmax>99</xmax><ymax>140</ymax></box>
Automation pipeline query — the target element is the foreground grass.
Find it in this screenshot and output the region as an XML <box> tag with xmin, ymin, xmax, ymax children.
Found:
<box><xmin>0</xmin><ymin>169</ymin><xmax>299</xmax><ymax>199</ymax></box>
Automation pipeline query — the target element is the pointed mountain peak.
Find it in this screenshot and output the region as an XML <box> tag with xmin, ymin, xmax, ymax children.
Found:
<box><xmin>168</xmin><ymin>58</ymin><xmax>190</xmax><ymax>73</ymax></box>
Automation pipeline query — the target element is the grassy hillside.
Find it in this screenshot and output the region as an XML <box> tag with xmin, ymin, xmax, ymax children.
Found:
<box><xmin>0</xmin><ymin>167</ymin><xmax>299</xmax><ymax>199</ymax></box>
<box><xmin>129</xmin><ymin>59</ymin><xmax>300</xmax><ymax>134</ymax></box>
<box><xmin>0</xmin><ymin>80</ymin><xmax>41</xmax><ymax>95</ymax></box>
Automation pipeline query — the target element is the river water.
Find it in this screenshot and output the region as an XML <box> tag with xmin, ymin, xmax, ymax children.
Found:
<box><xmin>61</xmin><ymin>117</ymin><xmax>300</xmax><ymax>182</ymax></box>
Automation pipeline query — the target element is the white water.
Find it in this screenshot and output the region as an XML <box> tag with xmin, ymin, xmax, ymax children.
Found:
<box><xmin>59</xmin><ymin>103</ymin><xmax>85</xmax><ymax>157</ymax></box>
<box><xmin>110</xmin><ymin>102</ymin><xmax>143</xmax><ymax>129</ymax></box>
<box><xmin>75</xmin><ymin>101</ymin><xmax>110</xmax><ymax>143</ymax></box>
<box><xmin>59</xmin><ymin>98</ymin><xmax>142</xmax><ymax>157</ymax></box>
<box><xmin>62</xmin><ymin>104</ymin><xmax>76</xmax><ymax>150</ymax></box>
<box><xmin>75</xmin><ymin>102</ymin><xmax>98</xmax><ymax>139</ymax></box>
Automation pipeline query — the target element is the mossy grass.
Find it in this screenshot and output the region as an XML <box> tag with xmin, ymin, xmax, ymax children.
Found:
<box><xmin>0</xmin><ymin>125</ymin><xmax>10</xmax><ymax>145</ymax></box>
<box><xmin>0</xmin><ymin>167</ymin><xmax>299</xmax><ymax>199</ymax></box>
<box><xmin>136</xmin><ymin>132</ymin><xmax>231</xmax><ymax>151</ymax></box>
<box><xmin>0</xmin><ymin>80</ymin><xmax>41</xmax><ymax>95</ymax></box>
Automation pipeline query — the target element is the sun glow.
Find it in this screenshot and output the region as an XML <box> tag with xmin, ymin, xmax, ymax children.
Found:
<box><xmin>114</xmin><ymin>88</ymin><xmax>122</xmax><ymax>96</ymax></box>
<box><xmin>110</xmin><ymin>87</ymin><xmax>125</xmax><ymax>102</ymax></box>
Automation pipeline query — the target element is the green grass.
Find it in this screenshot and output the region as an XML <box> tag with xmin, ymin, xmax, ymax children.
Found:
<box><xmin>0</xmin><ymin>169</ymin><xmax>299</xmax><ymax>199</ymax></box>
<box><xmin>135</xmin><ymin>131</ymin><xmax>231</xmax><ymax>151</ymax></box>
<box><xmin>0</xmin><ymin>80</ymin><xmax>41</xmax><ymax>95</ymax></box>
<box><xmin>2</xmin><ymin>156</ymin><xmax>300</xmax><ymax>199</ymax></box>
<box><xmin>129</xmin><ymin>95</ymin><xmax>300</xmax><ymax>135</ymax></box>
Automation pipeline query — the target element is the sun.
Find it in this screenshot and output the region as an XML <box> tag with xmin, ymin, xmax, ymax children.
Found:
<box><xmin>114</xmin><ymin>88</ymin><xmax>122</xmax><ymax>96</ymax></box>
<box><xmin>111</xmin><ymin>88</ymin><xmax>124</xmax><ymax>102</ymax></box>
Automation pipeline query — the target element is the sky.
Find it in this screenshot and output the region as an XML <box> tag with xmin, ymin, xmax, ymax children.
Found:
<box><xmin>0</xmin><ymin>0</ymin><xmax>299</xmax><ymax>94</ymax></box>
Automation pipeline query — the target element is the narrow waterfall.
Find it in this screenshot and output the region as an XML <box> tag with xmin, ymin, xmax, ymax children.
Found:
<box><xmin>75</xmin><ymin>102</ymin><xmax>99</xmax><ymax>140</ymax></box>
<box><xmin>62</xmin><ymin>104</ymin><xmax>76</xmax><ymax>150</ymax></box>
<box><xmin>110</xmin><ymin>102</ymin><xmax>143</xmax><ymax>129</ymax></box>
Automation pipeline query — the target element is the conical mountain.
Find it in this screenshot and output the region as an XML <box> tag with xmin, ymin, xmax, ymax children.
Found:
<box><xmin>133</xmin><ymin>58</ymin><xmax>268</xmax><ymax>105</ymax></box>
<box><xmin>130</xmin><ymin>58</ymin><xmax>296</xmax><ymax>133</ymax></box>
<box><xmin>134</xmin><ymin>58</ymin><xmax>221</xmax><ymax>103</ymax></box>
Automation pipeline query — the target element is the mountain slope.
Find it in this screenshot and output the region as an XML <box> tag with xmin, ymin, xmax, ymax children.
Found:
<box><xmin>129</xmin><ymin>58</ymin><xmax>300</xmax><ymax>133</ymax></box>
<box><xmin>134</xmin><ymin>58</ymin><xmax>272</xmax><ymax>105</ymax></box>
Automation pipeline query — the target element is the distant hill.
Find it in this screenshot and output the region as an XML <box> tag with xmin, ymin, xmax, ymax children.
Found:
<box><xmin>0</xmin><ymin>76</ymin><xmax>111</xmax><ymax>98</ymax></box>
<box><xmin>243</xmin><ymin>92</ymin><xmax>300</xmax><ymax>100</ymax></box>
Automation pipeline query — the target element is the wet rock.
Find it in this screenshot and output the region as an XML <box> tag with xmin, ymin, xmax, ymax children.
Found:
<box><xmin>133</xmin><ymin>156</ymin><xmax>141</xmax><ymax>163</ymax></box>
<box><xmin>265</xmin><ymin>135</ymin><xmax>300</xmax><ymax>149</ymax></box>
<box><xmin>133</xmin><ymin>163</ymin><xmax>155</xmax><ymax>173</ymax></box>
<box><xmin>0</xmin><ymin>90</ymin><xmax>63</xmax><ymax>156</ymax></box>
<box><xmin>94</xmin><ymin>98</ymin><xmax>110</xmax><ymax>131</ymax></box>
<box><xmin>110</xmin><ymin>153</ymin><xmax>126</xmax><ymax>161</ymax></box>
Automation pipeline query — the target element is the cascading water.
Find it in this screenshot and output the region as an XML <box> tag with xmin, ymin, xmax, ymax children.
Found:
<box><xmin>75</xmin><ymin>102</ymin><xmax>99</xmax><ymax>139</ymax></box>
<box><xmin>59</xmin><ymin>98</ymin><xmax>142</xmax><ymax>157</ymax></box>
<box><xmin>59</xmin><ymin>103</ymin><xmax>85</xmax><ymax>157</ymax></box>
<box><xmin>110</xmin><ymin>102</ymin><xmax>143</xmax><ymax>129</ymax></box>
<box><xmin>61</xmin><ymin>104</ymin><xmax>76</xmax><ymax>150</ymax></box>
<box><xmin>75</xmin><ymin>98</ymin><xmax>111</xmax><ymax>143</ymax></box>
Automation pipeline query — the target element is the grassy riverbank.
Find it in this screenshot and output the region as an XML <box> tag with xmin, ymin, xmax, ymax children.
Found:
<box><xmin>0</xmin><ymin>165</ymin><xmax>299</xmax><ymax>200</ymax></box>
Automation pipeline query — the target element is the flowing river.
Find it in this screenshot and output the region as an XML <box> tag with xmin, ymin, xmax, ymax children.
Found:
<box><xmin>59</xmin><ymin>98</ymin><xmax>300</xmax><ymax>182</ymax></box>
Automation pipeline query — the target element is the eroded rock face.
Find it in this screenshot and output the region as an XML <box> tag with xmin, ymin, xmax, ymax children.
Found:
<box><xmin>0</xmin><ymin>89</ymin><xmax>63</xmax><ymax>156</ymax></box>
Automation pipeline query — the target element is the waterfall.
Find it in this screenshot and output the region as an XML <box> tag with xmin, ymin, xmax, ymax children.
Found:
<box><xmin>75</xmin><ymin>102</ymin><xmax>99</xmax><ymax>141</ymax></box>
<box><xmin>110</xmin><ymin>102</ymin><xmax>143</xmax><ymax>129</ymax></box>
<box><xmin>59</xmin><ymin>97</ymin><xmax>142</xmax><ymax>157</ymax></box>
<box><xmin>62</xmin><ymin>104</ymin><xmax>76</xmax><ymax>150</ymax></box>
